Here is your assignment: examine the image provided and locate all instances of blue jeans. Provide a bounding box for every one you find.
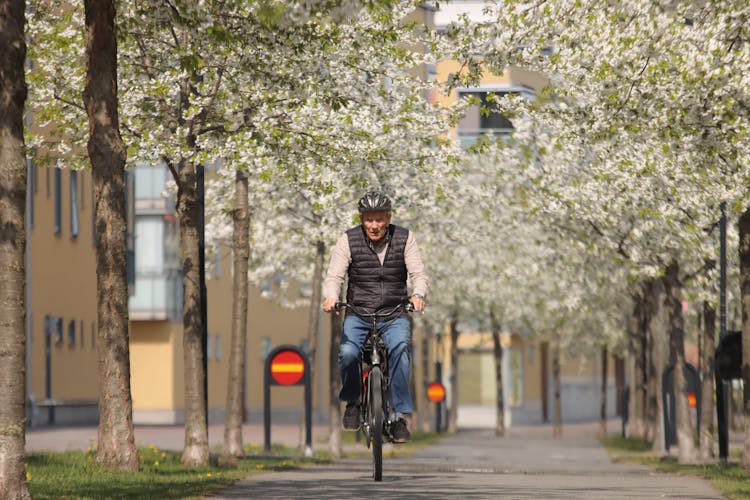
[338,315,413,415]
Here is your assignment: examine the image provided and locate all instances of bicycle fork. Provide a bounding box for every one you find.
[362,337,392,444]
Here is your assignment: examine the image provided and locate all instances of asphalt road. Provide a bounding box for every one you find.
[206,427,725,500]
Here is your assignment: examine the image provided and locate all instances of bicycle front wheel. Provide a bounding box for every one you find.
[368,366,384,481]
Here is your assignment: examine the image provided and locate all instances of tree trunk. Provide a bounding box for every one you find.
[614,356,624,418]
[306,240,325,373]
[490,305,504,436]
[420,330,430,432]
[627,291,646,439]
[410,318,424,432]
[0,0,31,494]
[552,332,562,438]
[174,159,209,466]
[699,298,716,460]
[222,169,249,459]
[300,239,324,448]
[663,261,696,463]
[738,207,750,472]
[645,278,667,454]
[541,342,549,422]
[328,310,343,458]
[599,346,608,438]
[644,284,657,444]
[447,311,459,434]
[83,0,139,471]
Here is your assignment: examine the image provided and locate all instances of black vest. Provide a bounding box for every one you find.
[345,224,409,314]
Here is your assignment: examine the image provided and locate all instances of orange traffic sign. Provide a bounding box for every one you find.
[270,349,306,386]
[427,381,446,403]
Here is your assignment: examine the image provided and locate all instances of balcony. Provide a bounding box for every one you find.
[458,128,513,149]
[129,268,183,321]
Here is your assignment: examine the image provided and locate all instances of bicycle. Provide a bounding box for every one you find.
[335,300,413,481]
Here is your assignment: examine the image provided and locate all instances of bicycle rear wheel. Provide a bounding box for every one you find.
[368,366,384,481]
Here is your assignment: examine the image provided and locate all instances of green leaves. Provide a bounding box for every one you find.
[179,54,204,72]
[206,24,233,44]
[429,0,750,344]
[255,0,286,28]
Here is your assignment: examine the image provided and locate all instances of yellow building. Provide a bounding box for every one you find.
[25,161,325,427]
[128,180,322,425]
[26,164,101,426]
[446,330,623,427]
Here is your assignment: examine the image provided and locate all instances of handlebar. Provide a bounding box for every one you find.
[335,301,414,319]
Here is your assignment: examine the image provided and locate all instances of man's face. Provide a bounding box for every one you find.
[361,210,391,242]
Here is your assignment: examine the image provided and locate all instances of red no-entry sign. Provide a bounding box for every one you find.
[264,345,312,454]
[427,381,446,403]
[269,349,306,386]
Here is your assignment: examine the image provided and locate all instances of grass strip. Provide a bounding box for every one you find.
[27,442,327,499]
[27,431,442,499]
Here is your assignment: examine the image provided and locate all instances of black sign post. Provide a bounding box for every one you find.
[427,380,446,433]
[715,330,741,461]
[661,362,701,451]
[263,345,312,456]
[434,361,444,432]
[621,385,629,438]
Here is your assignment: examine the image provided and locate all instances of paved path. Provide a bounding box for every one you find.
[206,423,725,500]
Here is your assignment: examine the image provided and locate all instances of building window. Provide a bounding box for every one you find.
[458,91,514,131]
[80,320,85,348]
[211,251,221,279]
[27,158,35,228]
[70,170,80,238]
[260,280,272,299]
[134,162,168,200]
[134,214,163,271]
[125,171,135,291]
[55,317,63,345]
[92,182,96,245]
[54,167,62,235]
[68,320,76,346]
[215,335,222,360]
[508,347,524,407]
[456,88,533,149]
[261,337,272,360]
[80,170,85,210]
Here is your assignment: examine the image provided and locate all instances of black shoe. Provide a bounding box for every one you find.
[342,402,361,431]
[391,418,410,443]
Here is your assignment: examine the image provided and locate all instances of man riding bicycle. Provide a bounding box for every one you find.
[322,191,428,443]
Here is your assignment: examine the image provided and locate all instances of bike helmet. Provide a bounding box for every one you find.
[357,191,392,213]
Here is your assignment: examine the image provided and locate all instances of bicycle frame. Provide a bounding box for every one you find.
[336,301,412,481]
[361,325,390,442]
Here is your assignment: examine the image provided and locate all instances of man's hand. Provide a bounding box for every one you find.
[409,295,426,313]
[323,297,338,313]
